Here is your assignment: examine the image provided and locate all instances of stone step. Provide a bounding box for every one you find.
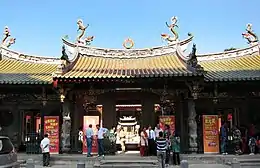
[94,164,158,168]
[19,154,157,162]
[94,159,159,168]
[100,160,158,164]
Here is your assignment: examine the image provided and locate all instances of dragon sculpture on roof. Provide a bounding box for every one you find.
[242,23,258,44]
[1,26,16,48]
[161,16,179,43]
[76,19,94,45]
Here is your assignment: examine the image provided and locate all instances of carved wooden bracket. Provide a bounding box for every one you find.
[59,87,71,102]
[144,88,176,97]
[74,88,115,111]
[42,87,47,106]
[185,81,203,99]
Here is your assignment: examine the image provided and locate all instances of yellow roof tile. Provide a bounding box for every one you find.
[0,59,58,84]
[199,54,260,81]
[58,54,198,79]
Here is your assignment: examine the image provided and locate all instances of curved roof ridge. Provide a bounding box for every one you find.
[0,46,62,65]
[62,35,193,51]
[62,35,193,60]
[197,43,259,62]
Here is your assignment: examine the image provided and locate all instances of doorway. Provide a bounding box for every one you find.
[21,110,41,153]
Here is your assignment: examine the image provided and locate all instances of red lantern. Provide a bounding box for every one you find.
[53,79,58,88]
[228,114,232,121]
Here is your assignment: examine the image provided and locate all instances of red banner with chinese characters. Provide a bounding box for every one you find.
[83,116,99,154]
[203,115,219,154]
[159,115,175,134]
[44,116,59,154]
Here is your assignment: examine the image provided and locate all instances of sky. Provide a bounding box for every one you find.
[0,0,259,57]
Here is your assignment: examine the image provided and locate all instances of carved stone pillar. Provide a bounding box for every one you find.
[58,88,72,153]
[188,99,198,153]
[61,100,71,153]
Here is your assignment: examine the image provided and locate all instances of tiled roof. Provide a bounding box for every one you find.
[199,54,260,82]
[0,59,58,84]
[55,54,201,79]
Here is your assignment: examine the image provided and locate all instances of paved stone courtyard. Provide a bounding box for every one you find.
[18,153,260,167]
[30,164,229,168]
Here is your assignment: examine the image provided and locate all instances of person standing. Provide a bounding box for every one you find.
[96,124,105,157]
[248,136,257,155]
[156,131,167,168]
[146,125,156,156]
[220,122,228,155]
[154,124,163,138]
[163,125,171,166]
[119,127,126,152]
[86,124,94,157]
[140,127,148,157]
[170,132,181,165]
[78,127,84,153]
[40,134,50,167]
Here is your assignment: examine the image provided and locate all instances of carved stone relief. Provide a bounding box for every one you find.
[188,100,198,152]
[60,100,71,152]
[0,93,59,102]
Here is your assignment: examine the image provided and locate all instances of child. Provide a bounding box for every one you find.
[248,136,257,155]
[156,131,167,168]
[170,132,181,165]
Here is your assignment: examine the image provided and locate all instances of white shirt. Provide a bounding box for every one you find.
[40,137,50,153]
[97,128,106,139]
[154,127,163,138]
[146,129,156,140]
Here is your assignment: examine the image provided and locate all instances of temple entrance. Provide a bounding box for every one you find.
[22,110,41,153]
[115,103,142,150]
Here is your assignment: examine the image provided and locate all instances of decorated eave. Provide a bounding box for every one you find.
[0,27,62,85]
[197,23,260,82]
[96,104,160,112]
[53,17,205,82]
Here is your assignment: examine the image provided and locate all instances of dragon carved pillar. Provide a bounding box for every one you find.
[59,87,72,153]
[185,81,203,153]
[188,100,198,152]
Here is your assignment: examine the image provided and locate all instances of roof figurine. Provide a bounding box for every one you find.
[187,44,203,72]
[76,19,94,46]
[1,26,16,48]
[161,16,179,43]
[242,23,258,44]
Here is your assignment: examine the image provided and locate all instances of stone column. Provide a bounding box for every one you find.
[102,93,116,128]
[61,100,71,153]
[188,99,198,153]
[71,100,79,135]
[176,99,185,153]
[142,94,155,127]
